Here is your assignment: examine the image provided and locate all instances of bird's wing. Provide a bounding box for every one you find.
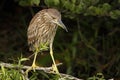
[27,12,42,51]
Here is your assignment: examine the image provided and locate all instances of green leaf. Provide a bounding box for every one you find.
[110,10,120,19]
[30,0,40,6]
[102,3,111,11]
[71,3,75,12]
[1,66,5,76]
[19,0,29,6]
[45,0,60,7]
[20,58,29,62]
[18,0,40,6]
[64,1,72,10]
[118,0,120,3]
[71,0,76,4]
[44,0,53,7]
[53,0,60,6]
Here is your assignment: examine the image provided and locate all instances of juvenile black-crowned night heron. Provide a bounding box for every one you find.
[26,8,67,75]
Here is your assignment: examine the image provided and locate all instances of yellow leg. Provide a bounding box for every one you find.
[50,44,60,76]
[26,48,39,75]
[32,50,38,71]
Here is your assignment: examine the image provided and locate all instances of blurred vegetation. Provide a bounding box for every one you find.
[0,0,120,80]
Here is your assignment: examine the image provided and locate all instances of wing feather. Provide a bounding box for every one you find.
[27,11,42,51]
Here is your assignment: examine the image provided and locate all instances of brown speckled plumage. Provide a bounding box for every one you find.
[27,9,62,51]
[26,8,67,75]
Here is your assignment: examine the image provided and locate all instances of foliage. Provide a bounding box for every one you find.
[0,0,120,79]
[0,66,24,80]
[15,0,40,6]
[0,58,29,80]
[87,73,105,80]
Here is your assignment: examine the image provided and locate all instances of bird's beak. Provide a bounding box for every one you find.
[52,19,68,32]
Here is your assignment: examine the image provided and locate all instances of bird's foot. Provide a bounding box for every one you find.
[25,63,38,76]
[31,63,39,72]
[51,64,60,76]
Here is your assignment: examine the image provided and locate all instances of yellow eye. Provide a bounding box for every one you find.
[52,17,56,19]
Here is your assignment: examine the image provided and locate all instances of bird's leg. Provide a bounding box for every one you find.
[26,48,39,75]
[50,44,60,76]
[31,48,39,71]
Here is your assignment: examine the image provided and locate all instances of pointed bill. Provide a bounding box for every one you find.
[52,19,68,32]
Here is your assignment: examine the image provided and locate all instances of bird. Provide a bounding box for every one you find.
[26,8,68,75]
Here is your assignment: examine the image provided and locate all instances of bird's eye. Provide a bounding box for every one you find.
[51,15,56,19]
[52,17,56,19]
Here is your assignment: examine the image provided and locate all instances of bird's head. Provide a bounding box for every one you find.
[46,8,68,32]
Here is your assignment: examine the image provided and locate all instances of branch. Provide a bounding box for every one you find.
[60,73,83,80]
[0,62,62,72]
[0,62,82,80]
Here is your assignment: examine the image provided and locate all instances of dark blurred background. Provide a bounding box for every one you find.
[0,0,120,79]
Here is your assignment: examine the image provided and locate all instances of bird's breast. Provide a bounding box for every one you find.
[35,22,58,49]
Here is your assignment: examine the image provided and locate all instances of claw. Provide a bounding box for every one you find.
[52,64,59,74]
[25,63,38,76]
